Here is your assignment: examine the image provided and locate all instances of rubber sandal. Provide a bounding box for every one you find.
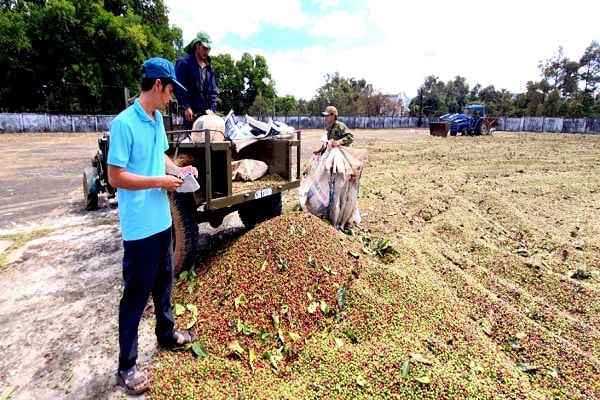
[116,365,150,395]
[160,330,197,350]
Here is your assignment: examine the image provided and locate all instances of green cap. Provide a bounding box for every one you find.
[184,32,212,53]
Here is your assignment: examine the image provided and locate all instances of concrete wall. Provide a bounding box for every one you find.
[1,113,599,134]
[0,113,115,133]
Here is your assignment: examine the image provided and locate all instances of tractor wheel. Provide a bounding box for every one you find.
[238,193,283,229]
[477,121,491,135]
[83,167,99,211]
[169,192,199,274]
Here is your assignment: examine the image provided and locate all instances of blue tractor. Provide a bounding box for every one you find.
[429,104,495,137]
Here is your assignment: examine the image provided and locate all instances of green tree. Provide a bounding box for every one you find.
[296,99,309,115]
[0,4,32,111]
[443,76,470,113]
[274,95,296,116]
[0,0,183,113]
[247,93,270,117]
[579,40,600,96]
[235,53,275,113]
[411,75,444,117]
[496,89,518,117]
[312,72,367,116]
[212,53,245,114]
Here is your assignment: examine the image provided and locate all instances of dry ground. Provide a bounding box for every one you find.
[0,129,599,399]
[0,128,412,399]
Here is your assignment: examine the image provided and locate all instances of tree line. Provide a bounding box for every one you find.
[1,1,599,118]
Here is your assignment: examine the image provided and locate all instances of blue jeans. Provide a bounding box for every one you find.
[118,227,175,371]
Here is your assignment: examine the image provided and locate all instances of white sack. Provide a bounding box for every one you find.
[300,146,368,229]
[231,159,268,181]
[190,114,226,142]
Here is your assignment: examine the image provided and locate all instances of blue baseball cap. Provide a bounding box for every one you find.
[142,57,187,91]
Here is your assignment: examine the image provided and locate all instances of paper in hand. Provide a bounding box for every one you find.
[176,171,200,193]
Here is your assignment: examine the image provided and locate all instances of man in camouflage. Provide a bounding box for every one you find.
[314,105,354,154]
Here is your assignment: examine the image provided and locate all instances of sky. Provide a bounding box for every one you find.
[163,0,598,101]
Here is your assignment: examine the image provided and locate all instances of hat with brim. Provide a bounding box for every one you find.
[321,105,338,116]
[184,31,212,53]
[142,57,187,91]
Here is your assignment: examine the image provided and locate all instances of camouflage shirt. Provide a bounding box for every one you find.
[327,120,354,146]
[326,120,354,146]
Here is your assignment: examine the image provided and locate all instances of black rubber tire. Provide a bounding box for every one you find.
[83,170,98,211]
[169,192,199,274]
[477,120,491,135]
[238,193,283,229]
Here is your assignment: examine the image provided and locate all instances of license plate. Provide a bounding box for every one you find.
[255,188,272,199]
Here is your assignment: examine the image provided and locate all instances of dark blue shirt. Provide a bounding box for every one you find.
[174,53,218,119]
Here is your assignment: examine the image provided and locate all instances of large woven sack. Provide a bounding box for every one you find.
[191,115,226,142]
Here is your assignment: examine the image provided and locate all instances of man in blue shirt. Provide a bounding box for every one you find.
[174,31,218,129]
[108,57,198,395]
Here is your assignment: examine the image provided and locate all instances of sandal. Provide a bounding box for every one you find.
[159,330,197,350]
[116,365,150,395]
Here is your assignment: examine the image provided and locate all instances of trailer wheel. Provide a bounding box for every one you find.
[83,167,99,211]
[169,192,199,274]
[238,193,282,229]
[477,121,491,135]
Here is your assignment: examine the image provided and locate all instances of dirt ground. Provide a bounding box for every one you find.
[0,128,419,399]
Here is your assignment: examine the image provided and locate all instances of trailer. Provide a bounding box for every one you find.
[83,107,301,273]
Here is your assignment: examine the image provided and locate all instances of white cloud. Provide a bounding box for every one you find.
[166,0,310,42]
[309,10,368,41]
[165,0,599,100]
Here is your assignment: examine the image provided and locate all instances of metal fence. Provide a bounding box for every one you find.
[1,113,599,134]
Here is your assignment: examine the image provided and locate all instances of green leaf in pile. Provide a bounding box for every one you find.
[228,340,245,357]
[259,260,268,272]
[506,338,522,350]
[249,348,257,372]
[517,362,539,373]
[191,341,208,357]
[277,257,289,271]
[321,264,336,275]
[185,303,198,329]
[173,303,185,316]
[401,360,410,377]
[264,350,283,371]
[337,285,347,309]
[344,327,358,343]
[234,293,245,309]
[356,374,367,387]
[272,313,280,329]
[187,280,196,294]
[236,319,254,335]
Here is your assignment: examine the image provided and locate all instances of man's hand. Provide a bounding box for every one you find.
[179,165,198,178]
[185,107,194,122]
[162,175,183,192]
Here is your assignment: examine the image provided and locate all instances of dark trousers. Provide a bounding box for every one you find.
[118,227,175,371]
